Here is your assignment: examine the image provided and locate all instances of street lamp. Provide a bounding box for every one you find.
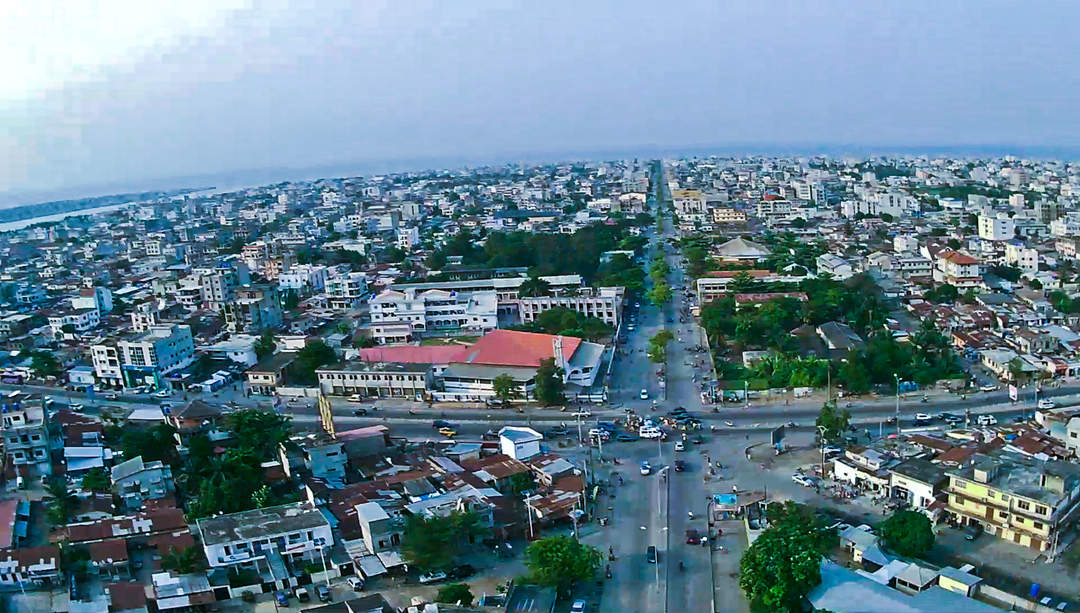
[893,373,901,439]
[817,425,828,482]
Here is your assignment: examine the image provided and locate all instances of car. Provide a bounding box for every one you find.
[548,426,569,437]
[792,473,818,488]
[668,407,688,416]
[347,394,364,402]
[419,570,448,584]
[822,446,842,457]
[316,585,332,602]
[937,412,957,421]
[275,591,289,606]
[639,461,652,476]
[596,421,616,432]
[154,390,170,398]
[295,586,310,602]
[70,403,84,412]
[587,428,610,441]
[685,528,701,544]
[639,389,649,400]
[347,577,365,591]
[571,410,593,418]
[944,415,964,425]
[432,419,455,429]
[615,433,639,442]
[438,427,457,437]
[448,564,475,579]
[482,429,500,441]
[975,415,998,426]
[1038,399,1057,409]
[674,459,686,472]
[352,407,369,416]
[980,385,998,392]
[914,413,932,425]
[571,599,587,613]
[104,392,119,400]
[963,524,983,541]
[674,441,685,452]
[645,545,657,564]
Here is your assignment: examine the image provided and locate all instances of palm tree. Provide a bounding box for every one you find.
[161,546,206,574]
[518,276,551,298]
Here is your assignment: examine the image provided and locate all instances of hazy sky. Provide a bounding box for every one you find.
[4,1,1080,198]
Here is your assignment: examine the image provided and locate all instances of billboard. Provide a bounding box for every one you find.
[1009,385,1018,401]
[770,425,786,446]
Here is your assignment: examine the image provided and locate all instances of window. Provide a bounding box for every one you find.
[1017,500,1031,511]
[1034,521,1044,530]
[1035,505,1048,515]
[954,479,968,489]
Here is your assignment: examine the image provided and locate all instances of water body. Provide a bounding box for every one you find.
[0,202,134,232]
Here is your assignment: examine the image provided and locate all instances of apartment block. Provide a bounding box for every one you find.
[515,286,624,326]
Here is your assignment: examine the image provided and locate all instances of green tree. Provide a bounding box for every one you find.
[880,510,934,557]
[383,245,407,263]
[525,535,603,596]
[924,283,959,304]
[648,281,672,306]
[534,358,565,406]
[254,330,277,362]
[518,276,551,298]
[45,477,78,526]
[647,330,674,363]
[289,339,338,385]
[29,350,62,378]
[492,373,519,404]
[80,467,110,493]
[120,423,179,465]
[436,583,474,607]
[402,511,485,572]
[224,409,292,459]
[739,503,830,612]
[161,546,206,574]
[815,401,851,444]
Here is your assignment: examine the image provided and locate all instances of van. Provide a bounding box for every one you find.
[295,587,310,602]
[638,427,662,439]
[976,415,998,426]
[646,545,657,564]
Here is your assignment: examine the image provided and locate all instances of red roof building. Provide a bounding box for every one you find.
[452,329,582,368]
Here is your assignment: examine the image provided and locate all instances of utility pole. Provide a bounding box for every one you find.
[817,425,827,481]
[893,373,901,439]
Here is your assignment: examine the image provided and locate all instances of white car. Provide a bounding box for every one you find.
[976,414,998,426]
[418,571,447,584]
[347,394,364,403]
[639,389,649,400]
[792,474,817,488]
[70,404,84,412]
[154,390,170,399]
[571,600,587,613]
[1038,399,1056,409]
[104,392,119,400]
[639,461,652,476]
[980,385,997,392]
[674,441,685,452]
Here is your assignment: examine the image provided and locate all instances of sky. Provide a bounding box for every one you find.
[4,0,1080,202]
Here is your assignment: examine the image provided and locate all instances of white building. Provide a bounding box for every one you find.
[499,427,542,460]
[1005,242,1039,273]
[978,213,1015,241]
[49,308,100,336]
[278,264,327,294]
[817,254,854,280]
[1051,212,1080,238]
[369,288,497,342]
[326,272,369,310]
[116,324,195,388]
[396,226,420,251]
[196,502,334,568]
[516,287,623,327]
[672,189,706,220]
[71,287,113,314]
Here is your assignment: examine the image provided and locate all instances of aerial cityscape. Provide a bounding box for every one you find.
[5,2,1080,613]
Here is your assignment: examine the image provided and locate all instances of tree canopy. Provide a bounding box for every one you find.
[492,373,519,404]
[525,535,603,595]
[436,583,474,607]
[647,330,674,363]
[815,401,850,444]
[402,511,485,572]
[739,502,831,612]
[880,510,934,557]
[509,307,613,341]
[288,339,338,386]
[534,358,566,406]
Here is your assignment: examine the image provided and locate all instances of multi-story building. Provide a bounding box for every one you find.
[946,453,1080,554]
[934,250,982,288]
[198,262,250,311]
[817,254,854,280]
[111,456,175,512]
[515,286,623,327]
[389,274,584,304]
[48,307,100,336]
[756,199,792,221]
[368,288,498,342]
[672,189,706,221]
[1050,212,1080,238]
[711,207,747,224]
[326,272,368,310]
[1,394,53,477]
[1005,242,1039,273]
[71,286,113,314]
[91,345,123,387]
[978,213,1015,241]
[222,285,282,333]
[278,264,327,295]
[196,502,334,568]
[316,362,431,400]
[116,324,195,389]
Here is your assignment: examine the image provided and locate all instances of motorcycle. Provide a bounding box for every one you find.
[606,565,613,579]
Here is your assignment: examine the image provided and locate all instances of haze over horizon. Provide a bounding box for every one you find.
[6,0,1080,202]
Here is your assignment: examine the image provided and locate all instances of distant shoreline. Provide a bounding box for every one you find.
[0,187,208,227]
[4,142,1078,214]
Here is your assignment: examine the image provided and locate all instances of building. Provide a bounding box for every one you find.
[196,502,334,568]
[935,250,982,288]
[978,213,1015,241]
[439,329,605,400]
[281,432,347,488]
[711,207,748,224]
[326,272,369,310]
[1004,242,1038,273]
[117,324,195,389]
[245,353,296,396]
[317,362,431,400]
[946,452,1080,553]
[91,344,123,387]
[671,189,706,219]
[198,262,249,310]
[278,264,327,295]
[1,394,53,477]
[71,286,114,314]
[817,254,854,280]
[48,307,100,336]
[388,274,584,304]
[889,458,947,514]
[111,456,175,512]
[499,427,542,460]
[368,288,497,342]
[0,546,61,589]
[515,286,623,327]
[149,571,216,611]
[712,237,771,263]
[223,284,282,333]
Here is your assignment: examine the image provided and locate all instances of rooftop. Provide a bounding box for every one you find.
[196,502,330,546]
